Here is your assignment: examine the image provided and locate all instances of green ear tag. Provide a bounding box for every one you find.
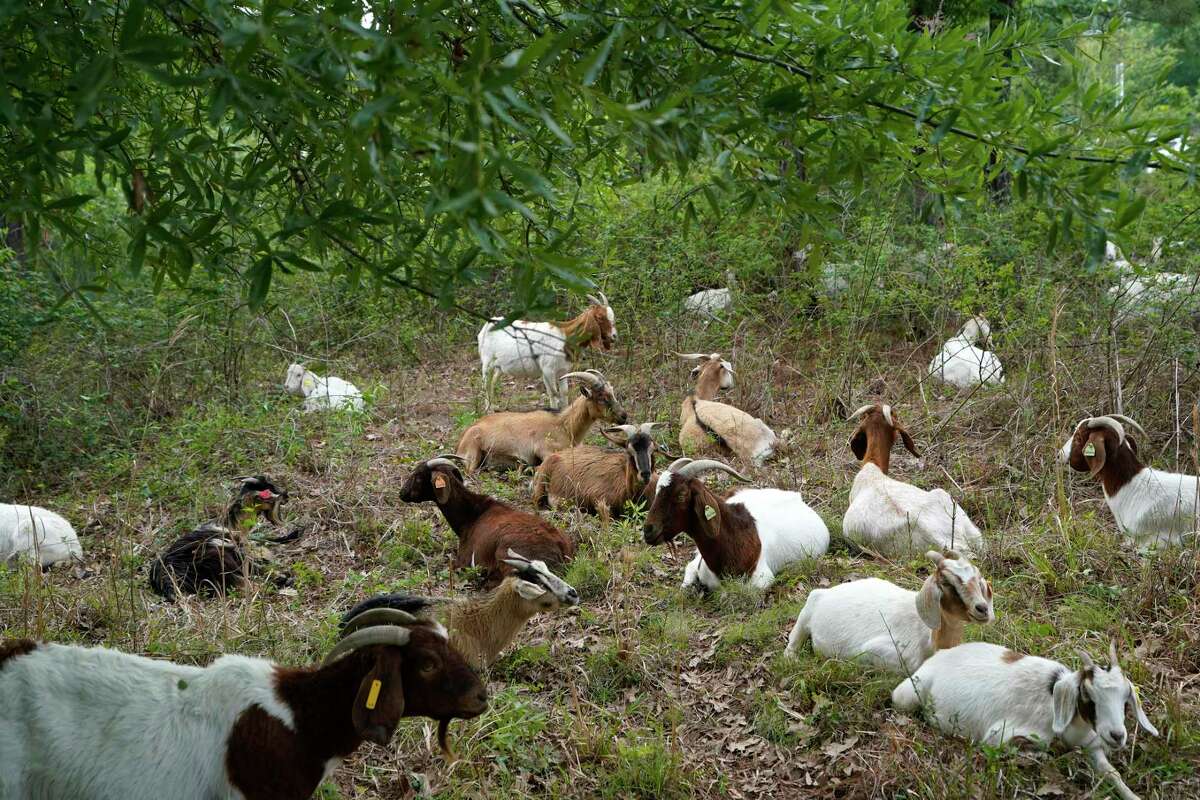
[1083,442,1096,457]
[704,505,716,520]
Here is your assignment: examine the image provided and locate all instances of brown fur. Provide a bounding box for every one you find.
[442,577,558,669]
[1001,649,1026,663]
[400,462,574,587]
[531,439,656,524]
[555,304,615,359]
[226,628,486,800]
[643,478,761,579]
[849,405,920,472]
[1065,424,1144,496]
[1077,668,1097,727]
[692,359,727,401]
[457,385,626,473]
[0,639,37,670]
[929,558,992,651]
[679,359,737,458]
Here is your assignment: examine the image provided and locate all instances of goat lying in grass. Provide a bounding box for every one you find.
[892,639,1159,800]
[0,608,486,800]
[927,316,1004,389]
[676,353,776,466]
[0,503,82,568]
[400,456,574,587]
[149,476,299,601]
[283,363,364,412]
[785,549,993,673]
[457,370,627,472]
[342,551,579,670]
[642,458,828,591]
[530,422,664,524]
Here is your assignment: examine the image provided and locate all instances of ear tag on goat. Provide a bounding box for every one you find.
[433,475,447,489]
[365,679,383,710]
[704,505,716,520]
[1083,442,1096,457]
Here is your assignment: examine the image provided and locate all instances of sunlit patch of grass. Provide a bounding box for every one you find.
[564,553,613,599]
[584,641,643,704]
[597,735,695,800]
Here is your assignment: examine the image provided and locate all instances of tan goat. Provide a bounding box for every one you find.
[456,370,627,472]
[676,353,776,466]
[530,422,664,524]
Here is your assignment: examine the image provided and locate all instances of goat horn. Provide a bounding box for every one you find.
[676,459,751,482]
[607,425,638,438]
[848,404,877,421]
[561,371,604,386]
[925,550,945,566]
[586,293,601,305]
[1086,416,1127,445]
[881,404,894,427]
[599,291,609,306]
[1109,639,1120,668]
[340,608,420,638]
[1077,649,1096,670]
[505,548,530,563]
[324,626,411,665]
[666,457,695,473]
[639,422,665,435]
[674,352,710,361]
[1107,414,1147,440]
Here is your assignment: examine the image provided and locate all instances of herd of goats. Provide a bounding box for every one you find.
[0,292,1193,800]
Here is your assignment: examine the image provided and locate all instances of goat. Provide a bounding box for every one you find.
[892,639,1158,800]
[284,363,364,412]
[1058,414,1197,549]
[842,403,983,557]
[675,353,775,466]
[642,458,829,591]
[0,608,487,800]
[342,551,579,670]
[456,370,626,472]
[149,476,298,601]
[477,292,616,410]
[785,550,993,673]
[0,503,82,567]
[683,270,736,320]
[530,422,664,524]
[400,456,574,588]
[927,316,1004,389]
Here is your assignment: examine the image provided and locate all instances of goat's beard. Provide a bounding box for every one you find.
[438,718,455,761]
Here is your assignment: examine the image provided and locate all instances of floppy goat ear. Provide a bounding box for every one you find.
[1126,681,1159,737]
[1051,671,1082,736]
[431,469,455,504]
[692,486,721,538]
[915,573,944,630]
[352,650,407,746]
[1084,431,1108,477]
[515,579,548,601]
[897,425,921,458]
[849,425,867,461]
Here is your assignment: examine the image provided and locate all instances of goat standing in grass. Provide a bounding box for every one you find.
[531,422,664,524]
[642,458,828,591]
[400,456,574,588]
[342,551,579,670]
[477,292,616,410]
[892,639,1158,800]
[456,370,627,472]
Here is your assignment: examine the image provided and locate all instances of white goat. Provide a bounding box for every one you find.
[1058,414,1198,549]
[892,640,1159,800]
[785,550,993,673]
[283,363,364,412]
[842,404,983,557]
[642,458,829,591]
[0,504,82,567]
[477,293,616,410]
[927,316,1004,389]
[683,270,736,319]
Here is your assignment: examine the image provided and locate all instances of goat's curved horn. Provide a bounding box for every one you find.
[325,625,411,665]
[675,352,711,361]
[638,422,665,435]
[849,404,877,421]
[504,548,531,564]
[881,404,894,427]
[1077,649,1096,670]
[666,457,695,473]
[599,291,609,307]
[607,425,638,439]
[1107,414,1146,440]
[426,457,463,471]
[340,608,420,638]
[586,293,601,305]
[676,459,751,482]
[1086,416,1127,445]
[562,371,604,386]
[1108,639,1120,669]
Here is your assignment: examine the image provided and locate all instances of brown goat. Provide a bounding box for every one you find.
[675,354,776,466]
[531,423,663,524]
[677,353,735,455]
[400,456,575,587]
[457,370,627,472]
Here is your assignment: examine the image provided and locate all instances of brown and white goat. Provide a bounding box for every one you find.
[478,292,617,409]
[0,608,487,800]
[530,422,664,524]
[675,353,775,466]
[456,370,627,472]
[400,456,575,587]
[342,551,580,670]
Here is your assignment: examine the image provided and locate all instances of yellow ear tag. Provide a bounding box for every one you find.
[1083,442,1096,457]
[301,374,317,392]
[704,505,716,520]
[433,474,447,489]
[365,679,382,710]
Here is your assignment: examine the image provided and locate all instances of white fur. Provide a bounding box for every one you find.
[0,504,82,567]
[843,463,982,556]
[784,555,992,672]
[692,399,777,466]
[284,363,364,412]
[892,642,1158,800]
[928,316,1004,389]
[683,271,736,319]
[0,643,291,799]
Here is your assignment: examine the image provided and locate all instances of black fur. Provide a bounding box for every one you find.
[340,593,438,630]
[148,526,246,601]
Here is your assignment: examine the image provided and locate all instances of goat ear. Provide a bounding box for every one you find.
[432,471,454,504]
[352,650,406,746]
[1127,681,1159,736]
[1125,436,1139,456]
[1051,671,1081,735]
[915,573,943,630]
[898,426,921,458]
[692,487,720,538]
[1084,431,1107,477]
[515,580,548,601]
[600,429,624,446]
[849,426,867,461]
